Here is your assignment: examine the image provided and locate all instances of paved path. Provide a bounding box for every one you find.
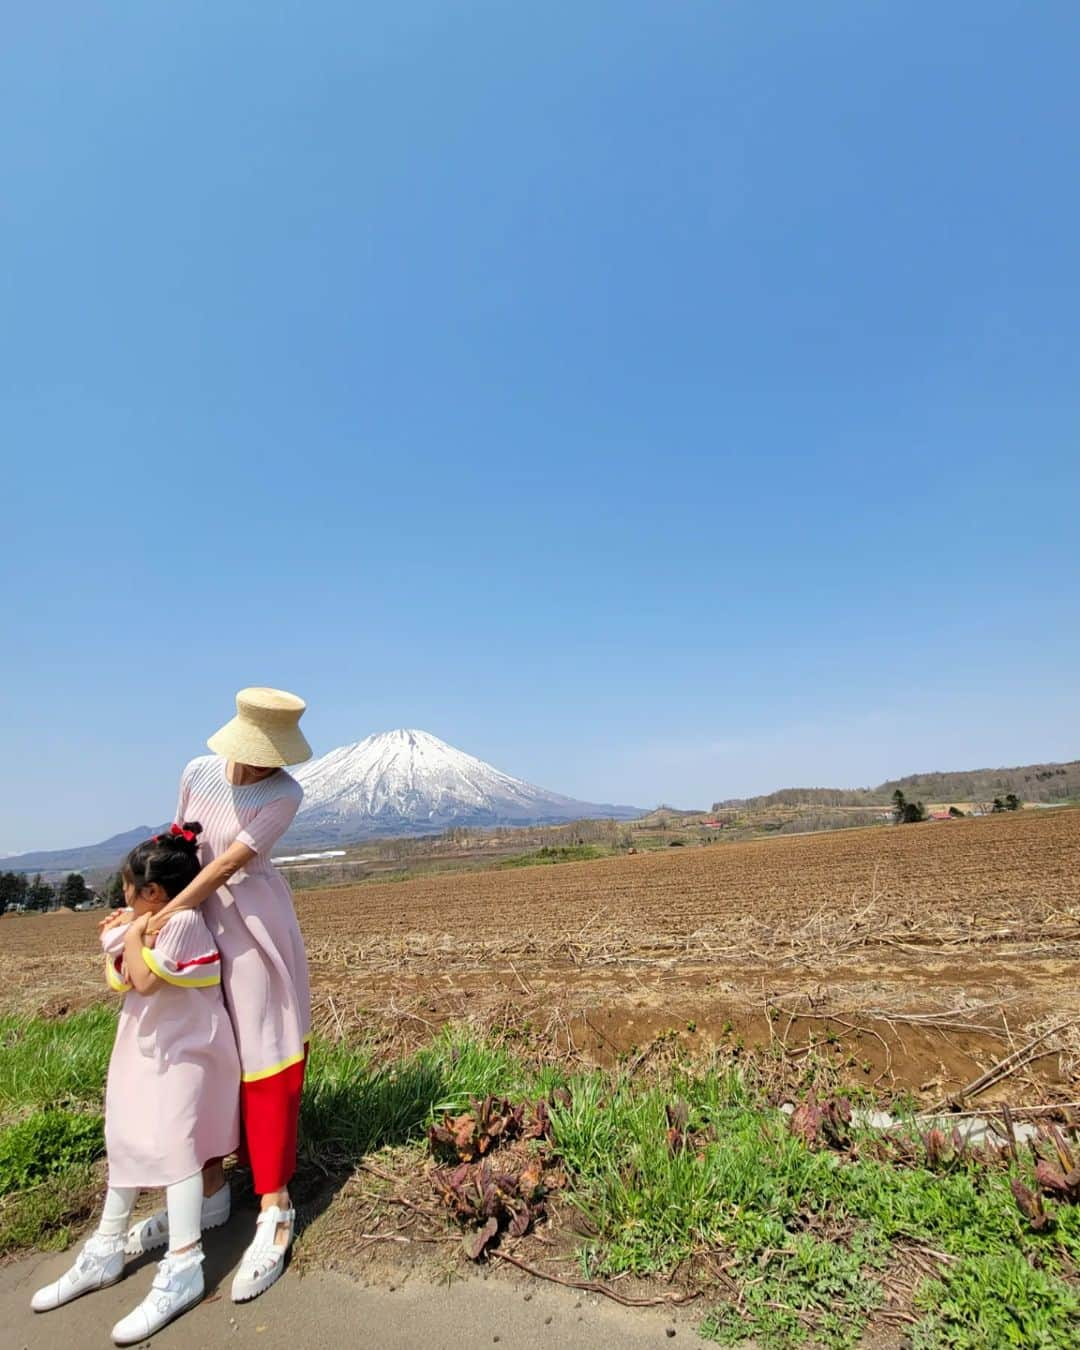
[4,1237,691,1349]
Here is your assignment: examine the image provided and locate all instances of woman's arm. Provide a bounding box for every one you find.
[143,839,256,944]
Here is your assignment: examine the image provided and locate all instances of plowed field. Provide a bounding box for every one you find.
[5,808,1079,1100]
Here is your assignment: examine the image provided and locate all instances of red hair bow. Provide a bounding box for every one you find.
[169,824,197,843]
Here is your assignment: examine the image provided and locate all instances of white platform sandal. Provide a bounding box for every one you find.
[124,1183,231,1256]
[230,1205,294,1303]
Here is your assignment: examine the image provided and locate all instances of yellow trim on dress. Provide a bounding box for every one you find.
[141,946,221,988]
[105,956,131,994]
[241,1034,312,1084]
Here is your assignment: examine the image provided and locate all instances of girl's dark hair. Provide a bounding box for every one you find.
[123,822,203,899]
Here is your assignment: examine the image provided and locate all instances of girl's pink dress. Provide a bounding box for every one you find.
[102,913,241,1188]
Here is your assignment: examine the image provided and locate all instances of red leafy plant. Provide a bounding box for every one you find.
[1011,1178,1051,1232]
[427,1092,560,1164]
[788,1091,853,1150]
[1031,1124,1080,1203]
[431,1157,550,1259]
[1013,1123,1080,1230]
[428,1096,527,1163]
[665,1099,717,1157]
[427,1092,569,1259]
[872,1125,996,1172]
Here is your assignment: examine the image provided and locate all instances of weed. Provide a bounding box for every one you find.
[912,1250,1080,1348]
[0,1165,101,1255]
[0,1008,114,1116]
[0,1109,104,1194]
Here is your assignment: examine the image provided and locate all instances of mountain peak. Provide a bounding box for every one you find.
[288,729,640,842]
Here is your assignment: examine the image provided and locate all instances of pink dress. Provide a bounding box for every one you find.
[102,913,241,1188]
[175,756,311,1087]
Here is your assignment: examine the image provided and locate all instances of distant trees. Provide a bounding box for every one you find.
[948,806,966,819]
[102,873,126,908]
[0,870,95,912]
[0,871,30,915]
[58,873,91,908]
[25,874,56,911]
[993,794,1021,813]
[892,789,926,825]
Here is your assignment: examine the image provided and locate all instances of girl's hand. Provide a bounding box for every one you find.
[99,908,131,934]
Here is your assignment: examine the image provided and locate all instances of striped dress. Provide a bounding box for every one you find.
[174,755,310,1192]
[102,912,240,1188]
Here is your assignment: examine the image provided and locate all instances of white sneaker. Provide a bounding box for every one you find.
[31,1233,125,1312]
[230,1205,294,1303]
[111,1249,204,1344]
[124,1183,231,1255]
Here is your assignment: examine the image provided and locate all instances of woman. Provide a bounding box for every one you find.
[120,686,313,1304]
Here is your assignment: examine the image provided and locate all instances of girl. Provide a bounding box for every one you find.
[32,824,240,1344]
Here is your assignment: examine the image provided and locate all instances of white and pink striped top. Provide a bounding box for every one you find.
[176,755,303,872]
[175,755,310,1082]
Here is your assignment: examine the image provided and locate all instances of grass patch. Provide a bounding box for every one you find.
[0,1007,115,1117]
[497,844,609,869]
[300,1027,565,1169]
[0,1109,104,1194]
[546,1066,1080,1346]
[0,1165,102,1255]
[4,1011,1079,1347]
[911,1250,1080,1348]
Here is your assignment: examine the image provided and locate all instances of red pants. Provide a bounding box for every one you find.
[238,1046,308,1194]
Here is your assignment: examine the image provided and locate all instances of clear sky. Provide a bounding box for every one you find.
[3,3,1078,853]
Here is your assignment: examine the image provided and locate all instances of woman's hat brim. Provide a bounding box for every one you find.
[207,717,312,768]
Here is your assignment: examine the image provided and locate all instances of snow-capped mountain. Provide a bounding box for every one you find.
[3,731,642,869]
[287,729,641,843]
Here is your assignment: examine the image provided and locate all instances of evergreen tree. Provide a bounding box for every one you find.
[892,789,926,824]
[0,871,30,914]
[26,874,56,911]
[1005,793,1021,811]
[102,872,126,909]
[58,873,90,908]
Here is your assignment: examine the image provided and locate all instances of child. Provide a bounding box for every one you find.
[31,823,241,1344]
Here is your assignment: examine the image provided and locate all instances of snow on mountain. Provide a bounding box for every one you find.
[289,729,640,841]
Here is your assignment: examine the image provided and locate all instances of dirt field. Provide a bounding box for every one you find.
[4,808,1079,1101]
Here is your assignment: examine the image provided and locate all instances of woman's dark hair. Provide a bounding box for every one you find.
[123,822,203,900]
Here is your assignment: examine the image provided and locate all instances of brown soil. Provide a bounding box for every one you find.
[4,808,1080,1101]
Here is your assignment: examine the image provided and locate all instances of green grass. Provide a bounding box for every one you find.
[911,1251,1080,1348]
[0,1008,116,1117]
[0,1010,114,1255]
[300,1026,566,1168]
[0,1109,104,1194]
[3,1011,1078,1347]
[545,1065,1080,1346]
[0,1165,102,1254]
[497,844,610,869]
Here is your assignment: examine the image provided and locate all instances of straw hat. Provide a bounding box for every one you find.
[207,687,313,767]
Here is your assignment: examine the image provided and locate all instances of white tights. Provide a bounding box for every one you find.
[97,1171,204,1252]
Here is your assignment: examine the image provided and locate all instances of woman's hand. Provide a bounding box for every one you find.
[99,908,131,934]
[128,911,152,940]
[142,910,169,948]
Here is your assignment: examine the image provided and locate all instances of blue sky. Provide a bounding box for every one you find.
[3,3,1078,853]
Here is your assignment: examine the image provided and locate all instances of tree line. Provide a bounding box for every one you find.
[0,870,126,914]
